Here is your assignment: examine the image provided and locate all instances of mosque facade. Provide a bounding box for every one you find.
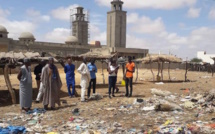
[0,0,148,59]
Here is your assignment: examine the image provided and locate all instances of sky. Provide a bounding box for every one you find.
[0,0,215,59]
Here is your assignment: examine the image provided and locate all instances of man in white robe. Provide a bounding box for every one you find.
[17,58,32,112]
[77,57,91,102]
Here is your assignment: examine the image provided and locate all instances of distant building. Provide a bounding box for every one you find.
[0,0,149,59]
[197,51,215,64]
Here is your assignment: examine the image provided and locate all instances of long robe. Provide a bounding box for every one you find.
[77,63,91,101]
[64,64,75,96]
[41,64,62,107]
[19,65,32,108]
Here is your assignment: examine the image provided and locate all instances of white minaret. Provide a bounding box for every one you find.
[107,0,127,48]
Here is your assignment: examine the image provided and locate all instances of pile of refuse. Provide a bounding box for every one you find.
[1,88,215,133]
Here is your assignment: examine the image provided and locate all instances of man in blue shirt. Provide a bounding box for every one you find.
[64,58,76,97]
[87,59,97,98]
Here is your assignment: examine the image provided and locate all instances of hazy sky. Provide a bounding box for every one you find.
[1,0,215,59]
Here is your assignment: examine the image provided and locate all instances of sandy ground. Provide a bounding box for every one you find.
[0,68,215,133]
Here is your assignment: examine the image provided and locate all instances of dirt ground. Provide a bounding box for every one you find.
[0,68,215,133]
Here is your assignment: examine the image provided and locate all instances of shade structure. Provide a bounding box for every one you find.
[142,54,182,64]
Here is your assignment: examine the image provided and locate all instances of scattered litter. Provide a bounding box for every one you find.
[155,82,164,85]
[151,88,171,97]
[72,108,80,116]
[89,94,103,100]
[105,108,116,111]
[142,106,155,111]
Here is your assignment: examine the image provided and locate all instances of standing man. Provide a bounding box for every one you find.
[125,56,135,97]
[77,57,91,102]
[108,60,119,98]
[87,59,97,98]
[64,58,76,98]
[34,60,46,90]
[41,57,62,110]
[17,58,32,112]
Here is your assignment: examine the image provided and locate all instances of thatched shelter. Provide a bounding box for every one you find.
[0,51,55,104]
[141,54,182,81]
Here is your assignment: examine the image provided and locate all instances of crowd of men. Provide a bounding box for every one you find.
[17,57,135,112]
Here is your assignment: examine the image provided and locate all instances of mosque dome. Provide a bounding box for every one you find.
[65,36,78,44]
[19,32,35,40]
[0,25,8,33]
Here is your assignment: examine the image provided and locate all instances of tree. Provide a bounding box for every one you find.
[190,58,202,63]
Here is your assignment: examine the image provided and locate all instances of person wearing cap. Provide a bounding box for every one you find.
[77,57,91,102]
[87,59,97,98]
[17,58,32,112]
[41,57,62,110]
[125,56,135,97]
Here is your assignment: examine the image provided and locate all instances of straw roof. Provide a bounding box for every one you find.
[0,51,56,66]
[53,48,118,61]
[142,54,182,64]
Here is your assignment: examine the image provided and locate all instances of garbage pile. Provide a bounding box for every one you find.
[0,88,215,134]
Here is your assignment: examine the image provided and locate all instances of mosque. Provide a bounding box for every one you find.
[0,0,148,59]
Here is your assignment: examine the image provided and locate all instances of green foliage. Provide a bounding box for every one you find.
[190,58,202,63]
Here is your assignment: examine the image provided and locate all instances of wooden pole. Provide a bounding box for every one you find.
[168,62,171,80]
[157,61,161,81]
[161,62,164,81]
[157,61,160,76]
[4,64,16,104]
[150,62,155,81]
[135,62,139,82]
[185,59,188,82]
[101,61,105,84]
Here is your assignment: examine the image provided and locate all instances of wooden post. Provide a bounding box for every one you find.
[4,64,16,104]
[161,62,164,81]
[185,62,187,81]
[157,61,160,76]
[168,62,171,80]
[101,61,105,84]
[150,62,155,81]
[135,62,139,82]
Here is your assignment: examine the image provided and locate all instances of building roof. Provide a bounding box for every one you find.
[65,36,78,43]
[19,32,35,40]
[0,25,8,33]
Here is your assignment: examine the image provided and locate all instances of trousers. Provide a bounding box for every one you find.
[125,77,133,96]
[109,76,117,95]
[36,82,44,101]
[88,78,96,97]
[67,79,75,96]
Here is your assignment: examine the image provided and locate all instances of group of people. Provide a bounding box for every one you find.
[17,56,135,112]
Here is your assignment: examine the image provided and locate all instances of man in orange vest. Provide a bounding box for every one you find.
[125,56,135,97]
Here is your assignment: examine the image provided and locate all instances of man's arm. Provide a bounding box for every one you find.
[133,63,135,73]
[64,65,67,73]
[17,69,22,81]
[78,64,87,75]
[88,64,93,72]
[95,65,97,73]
